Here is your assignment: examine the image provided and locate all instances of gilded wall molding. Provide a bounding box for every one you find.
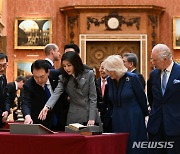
[68,16,78,43]
[87,12,140,31]
[148,15,158,47]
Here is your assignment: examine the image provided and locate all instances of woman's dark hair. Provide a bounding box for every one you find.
[60,51,84,87]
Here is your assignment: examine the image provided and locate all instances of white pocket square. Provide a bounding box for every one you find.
[173,79,180,84]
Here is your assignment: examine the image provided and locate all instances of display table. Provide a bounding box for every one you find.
[0,132,128,154]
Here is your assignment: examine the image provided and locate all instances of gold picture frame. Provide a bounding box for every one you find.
[14,60,34,79]
[173,17,180,49]
[14,17,52,49]
[174,59,180,64]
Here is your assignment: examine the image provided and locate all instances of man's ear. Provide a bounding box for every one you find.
[50,49,54,55]
[47,69,50,75]
[129,62,133,67]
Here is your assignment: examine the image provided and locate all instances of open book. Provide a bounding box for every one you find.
[68,123,87,131]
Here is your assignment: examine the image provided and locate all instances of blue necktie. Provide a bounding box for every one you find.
[161,69,167,95]
[44,84,58,126]
[44,84,51,98]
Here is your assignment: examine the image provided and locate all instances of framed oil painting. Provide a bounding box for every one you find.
[14,60,34,79]
[173,17,180,49]
[14,17,52,49]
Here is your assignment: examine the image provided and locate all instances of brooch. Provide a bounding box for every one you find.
[126,77,130,81]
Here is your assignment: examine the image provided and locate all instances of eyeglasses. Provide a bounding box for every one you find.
[0,63,8,69]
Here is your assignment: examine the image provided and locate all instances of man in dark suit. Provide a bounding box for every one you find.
[44,43,61,69]
[147,44,180,154]
[97,62,112,132]
[6,75,26,120]
[22,60,65,130]
[64,43,80,54]
[0,52,10,128]
[44,43,69,130]
[64,43,91,69]
[122,52,145,89]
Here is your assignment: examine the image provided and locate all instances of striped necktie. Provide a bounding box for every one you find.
[161,69,167,95]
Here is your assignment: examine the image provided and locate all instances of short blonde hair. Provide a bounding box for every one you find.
[102,55,127,77]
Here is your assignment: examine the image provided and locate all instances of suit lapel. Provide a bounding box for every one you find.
[13,82,16,92]
[97,78,102,91]
[48,71,59,91]
[132,69,137,74]
[164,63,179,96]
[117,75,126,104]
[77,75,86,88]
[49,78,57,90]
[75,74,86,95]
[0,75,7,95]
[157,70,162,91]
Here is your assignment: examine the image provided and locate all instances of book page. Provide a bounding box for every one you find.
[68,123,87,130]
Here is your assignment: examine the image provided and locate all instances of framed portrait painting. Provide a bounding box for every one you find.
[14,17,52,49]
[173,17,180,49]
[14,60,34,79]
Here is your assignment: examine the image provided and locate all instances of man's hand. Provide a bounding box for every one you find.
[24,115,33,124]
[38,106,49,120]
[2,111,8,123]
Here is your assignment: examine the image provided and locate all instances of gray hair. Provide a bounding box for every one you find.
[152,44,172,60]
[44,43,58,55]
[15,75,27,83]
[102,55,127,77]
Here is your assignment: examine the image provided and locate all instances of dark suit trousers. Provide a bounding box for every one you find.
[0,114,4,128]
[148,120,180,154]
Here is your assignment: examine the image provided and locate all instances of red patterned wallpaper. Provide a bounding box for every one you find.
[5,0,180,81]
